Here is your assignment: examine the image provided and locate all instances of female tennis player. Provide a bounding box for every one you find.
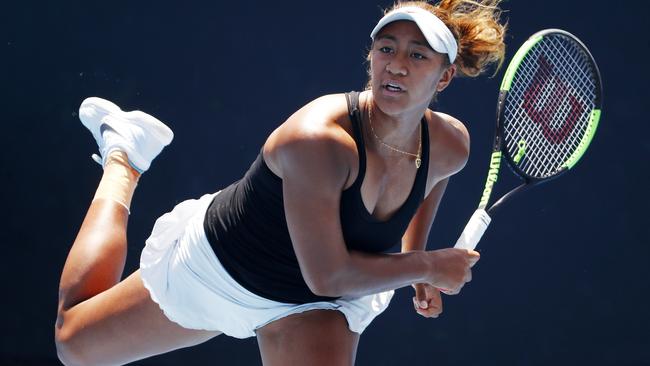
[55,1,506,365]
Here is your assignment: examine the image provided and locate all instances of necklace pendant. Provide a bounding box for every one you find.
[415,157,421,169]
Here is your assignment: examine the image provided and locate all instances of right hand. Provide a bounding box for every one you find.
[425,248,480,295]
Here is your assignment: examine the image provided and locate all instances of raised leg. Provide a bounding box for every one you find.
[56,98,221,365]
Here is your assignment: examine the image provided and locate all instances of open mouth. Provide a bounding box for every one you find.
[383,82,405,92]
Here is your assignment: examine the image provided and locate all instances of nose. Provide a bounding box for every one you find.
[386,54,408,76]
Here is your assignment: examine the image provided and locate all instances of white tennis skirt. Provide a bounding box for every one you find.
[140,192,394,339]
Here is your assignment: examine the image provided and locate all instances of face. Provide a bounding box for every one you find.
[370,20,456,116]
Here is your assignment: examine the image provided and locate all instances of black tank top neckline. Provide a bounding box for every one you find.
[342,91,430,224]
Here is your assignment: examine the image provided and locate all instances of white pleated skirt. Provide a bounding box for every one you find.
[140,192,394,339]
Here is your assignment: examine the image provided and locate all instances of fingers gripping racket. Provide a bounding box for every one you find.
[454,29,603,251]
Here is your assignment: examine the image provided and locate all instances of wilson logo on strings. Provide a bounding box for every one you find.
[522,55,584,144]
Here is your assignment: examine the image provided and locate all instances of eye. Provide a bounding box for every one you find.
[411,52,427,60]
[378,46,393,54]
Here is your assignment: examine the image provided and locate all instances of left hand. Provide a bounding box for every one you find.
[411,283,443,318]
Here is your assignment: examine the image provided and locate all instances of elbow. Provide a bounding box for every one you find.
[308,280,341,298]
[305,273,344,298]
[301,254,353,298]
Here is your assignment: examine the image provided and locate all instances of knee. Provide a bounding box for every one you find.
[55,316,90,366]
[55,329,79,366]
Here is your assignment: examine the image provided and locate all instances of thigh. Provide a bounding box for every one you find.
[56,270,221,365]
[256,309,360,366]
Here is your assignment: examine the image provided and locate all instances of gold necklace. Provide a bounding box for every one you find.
[367,100,422,169]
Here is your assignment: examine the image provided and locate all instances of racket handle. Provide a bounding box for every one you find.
[454,209,492,250]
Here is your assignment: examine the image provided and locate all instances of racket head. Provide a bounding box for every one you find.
[495,29,603,182]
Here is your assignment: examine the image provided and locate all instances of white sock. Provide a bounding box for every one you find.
[92,151,140,213]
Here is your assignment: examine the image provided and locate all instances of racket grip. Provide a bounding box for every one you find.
[454,209,492,250]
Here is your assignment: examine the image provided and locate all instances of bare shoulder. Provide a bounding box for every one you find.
[263,94,357,185]
[426,110,470,177]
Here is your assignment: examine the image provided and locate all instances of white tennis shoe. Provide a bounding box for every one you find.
[78,97,174,173]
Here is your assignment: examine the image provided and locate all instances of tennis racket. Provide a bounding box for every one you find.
[454,29,603,251]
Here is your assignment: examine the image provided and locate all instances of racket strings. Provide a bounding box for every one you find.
[507,38,595,176]
[510,41,591,175]
[502,34,598,178]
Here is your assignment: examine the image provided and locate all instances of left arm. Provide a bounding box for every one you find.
[401,178,450,318]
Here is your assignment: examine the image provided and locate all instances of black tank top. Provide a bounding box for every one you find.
[203,92,430,304]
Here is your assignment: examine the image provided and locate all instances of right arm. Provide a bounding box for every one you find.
[277,127,472,298]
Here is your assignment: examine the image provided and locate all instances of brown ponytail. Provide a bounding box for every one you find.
[390,0,507,77]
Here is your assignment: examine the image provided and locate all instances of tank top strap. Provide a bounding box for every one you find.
[414,116,430,201]
[344,91,359,116]
[344,91,367,182]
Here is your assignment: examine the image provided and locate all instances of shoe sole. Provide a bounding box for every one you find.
[79,97,174,147]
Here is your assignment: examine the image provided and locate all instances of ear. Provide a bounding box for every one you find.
[436,64,457,92]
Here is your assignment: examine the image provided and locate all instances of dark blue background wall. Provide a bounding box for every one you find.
[2,1,648,365]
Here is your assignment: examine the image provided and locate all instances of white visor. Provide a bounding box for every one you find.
[370,6,458,64]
